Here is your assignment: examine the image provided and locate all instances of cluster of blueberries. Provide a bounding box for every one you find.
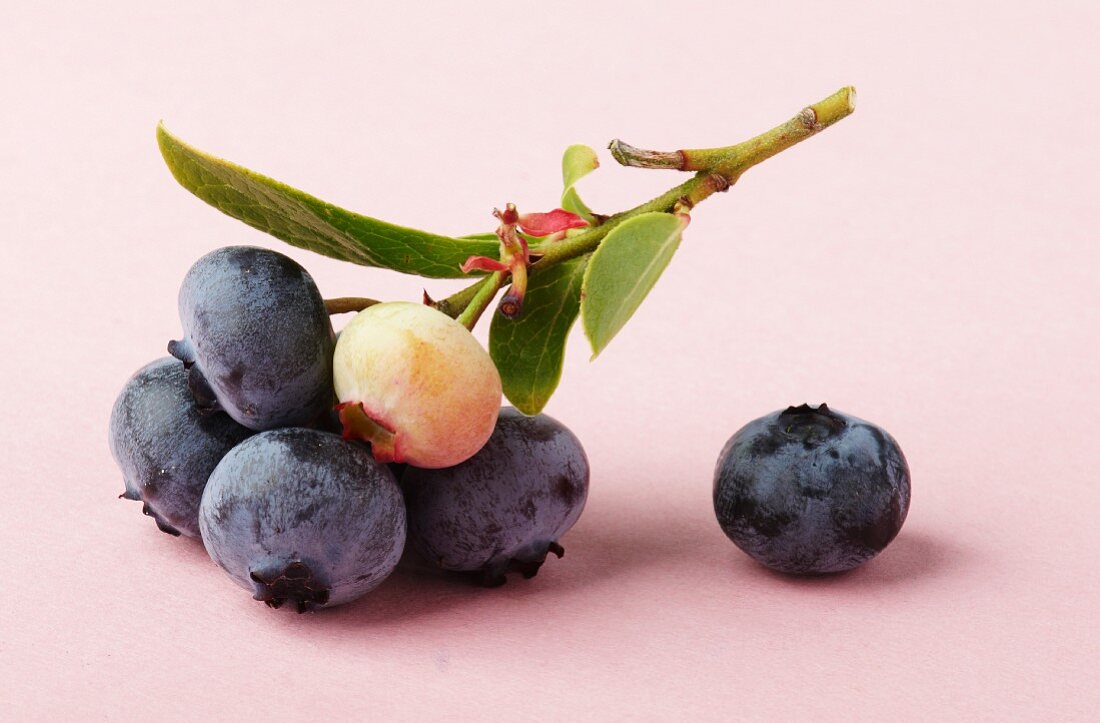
[111,246,913,614]
[109,246,589,612]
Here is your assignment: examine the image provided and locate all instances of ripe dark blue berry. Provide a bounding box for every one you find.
[168,246,335,431]
[109,357,252,537]
[403,407,589,586]
[713,404,910,575]
[199,428,406,612]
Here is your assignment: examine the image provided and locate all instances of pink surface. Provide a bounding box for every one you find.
[3,3,1098,720]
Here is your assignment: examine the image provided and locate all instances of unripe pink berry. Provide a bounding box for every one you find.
[333,302,502,469]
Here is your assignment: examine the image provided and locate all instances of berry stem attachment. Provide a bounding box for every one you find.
[336,402,399,461]
[455,270,507,331]
[324,297,381,315]
[432,278,488,318]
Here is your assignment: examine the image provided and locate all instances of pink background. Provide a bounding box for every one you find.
[3,2,1097,720]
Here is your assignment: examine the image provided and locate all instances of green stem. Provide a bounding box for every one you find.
[609,86,856,174]
[454,270,506,330]
[433,277,489,317]
[324,297,381,314]
[438,86,856,321]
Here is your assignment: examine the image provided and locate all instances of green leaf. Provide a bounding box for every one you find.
[581,212,687,358]
[490,258,587,415]
[560,144,599,223]
[156,124,498,279]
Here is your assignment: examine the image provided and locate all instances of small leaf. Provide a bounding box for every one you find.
[518,209,588,238]
[560,144,599,223]
[157,124,498,279]
[580,212,687,358]
[490,258,587,415]
[461,256,509,273]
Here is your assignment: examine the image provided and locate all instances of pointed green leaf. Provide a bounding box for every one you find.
[560,144,599,223]
[157,124,498,279]
[490,258,587,415]
[581,212,687,358]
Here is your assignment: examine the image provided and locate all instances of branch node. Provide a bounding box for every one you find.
[799,106,819,131]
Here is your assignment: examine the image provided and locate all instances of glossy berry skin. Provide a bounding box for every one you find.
[169,246,335,431]
[109,357,252,537]
[713,404,910,575]
[199,428,406,612]
[333,301,501,468]
[403,407,589,586]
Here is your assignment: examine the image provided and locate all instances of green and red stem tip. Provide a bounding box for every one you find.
[460,203,589,320]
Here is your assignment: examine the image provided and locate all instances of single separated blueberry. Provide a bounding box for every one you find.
[109,357,253,537]
[403,407,589,586]
[168,246,335,431]
[713,404,910,575]
[200,428,406,612]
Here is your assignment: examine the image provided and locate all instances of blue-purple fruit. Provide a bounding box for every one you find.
[713,404,910,574]
[169,246,335,431]
[403,407,589,586]
[109,357,252,537]
[199,428,405,612]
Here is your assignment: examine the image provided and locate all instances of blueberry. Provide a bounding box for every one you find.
[403,407,589,586]
[199,428,406,612]
[713,404,910,575]
[168,246,335,431]
[109,357,253,537]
